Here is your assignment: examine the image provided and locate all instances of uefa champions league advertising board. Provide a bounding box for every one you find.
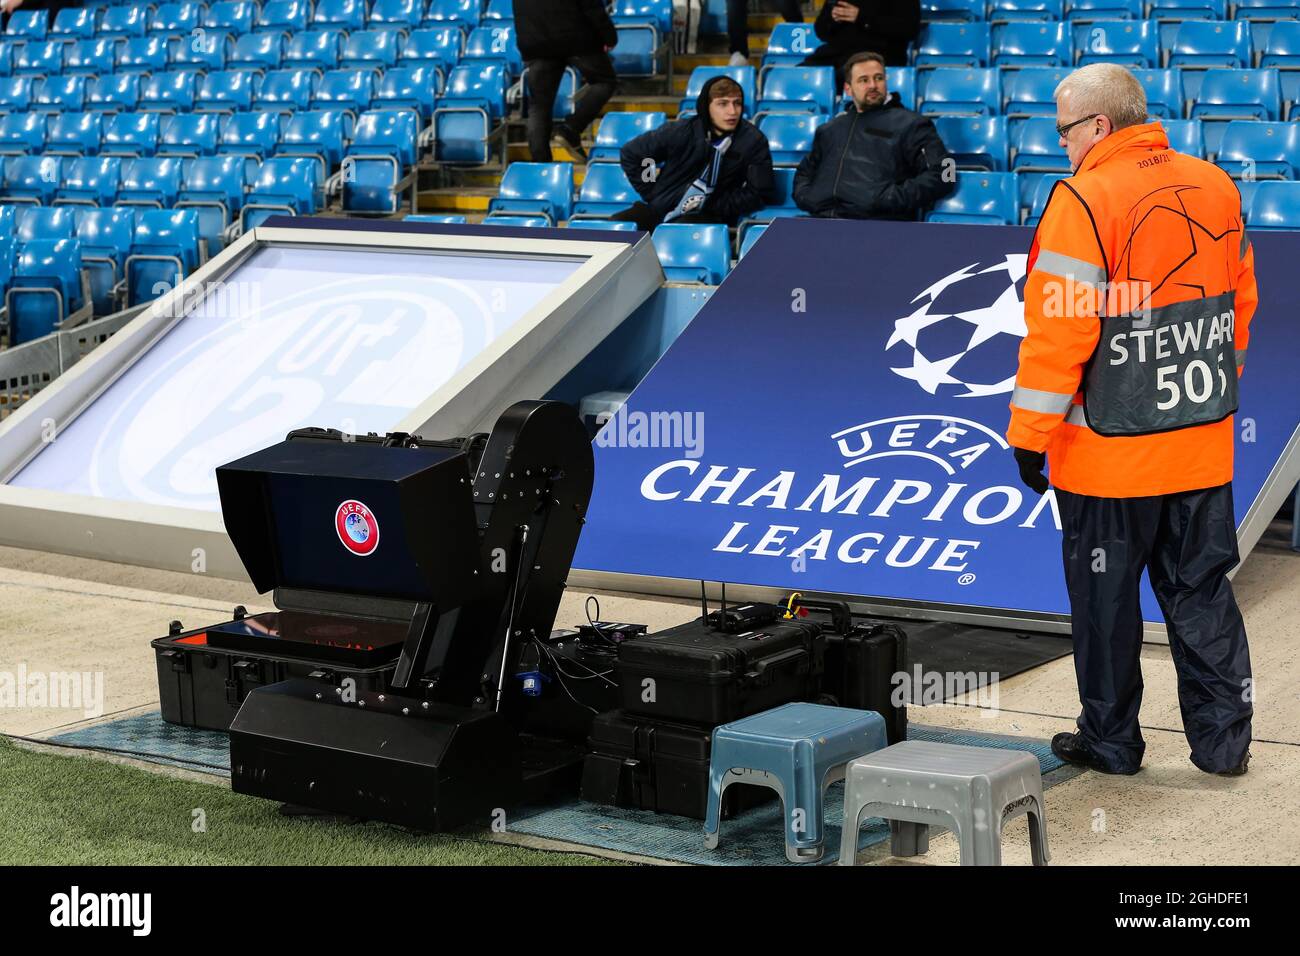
[575,218,1300,623]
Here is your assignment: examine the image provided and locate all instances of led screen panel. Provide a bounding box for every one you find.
[8,244,583,511]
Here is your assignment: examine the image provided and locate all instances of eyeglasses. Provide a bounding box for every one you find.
[1056,113,1101,139]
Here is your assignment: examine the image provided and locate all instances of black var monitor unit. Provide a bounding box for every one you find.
[209,400,594,832]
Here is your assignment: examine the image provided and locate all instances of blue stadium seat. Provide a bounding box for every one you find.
[370,0,425,31]
[1022,171,1067,225]
[102,112,161,157]
[1237,2,1300,51]
[463,24,523,79]
[313,0,368,31]
[570,162,638,218]
[758,112,827,165]
[1013,116,1071,171]
[611,18,664,77]
[374,66,440,122]
[2,155,62,204]
[988,0,1065,21]
[35,76,89,113]
[738,222,768,257]
[285,30,345,71]
[341,110,419,213]
[86,74,142,113]
[15,205,77,242]
[913,23,992,66]
[126,208,202,305]
[568,218,637,231]
[1215,121,1300,179]
[890,66,917,111]
[1245,179,1300,229]
[423,0,482,29]
[762,22,818,70]
[432,62,508,164]
[159,112,221,157]
[652,223,731,284]
[255,69,320,112]
[1132,67,1183,118]
[592,111,665,163]
[97,6,148,40]
[1168,21,1254,69]
[755,66,837,116]
[312,68,377,117]
[218,111,282,176]
[229,32,284,72]
[52,7,97,40]
[277,109,352,178]
[992,21,1072,66]
[405,213,469,222]
[1259,20,1300,71]
[480,215,550,227]
[1064,0,1143,19]
[1073,19,1159,66]
[678,66,758,118]
[116,36,170,73]
[5,11,49,41]
[0,112,46,155]
[341,29,402,69]
[926,170,1018,223]
[920,0,986,20]
[141,70,200,113]
[918,67,1001,115]
[0,76,37,113]
[1189,69,1281,122]
[169,32,231,73]
[257,0,312,33]
[179,153,244,252]
[1147,0,1227,19]
[1162,117,1206,156]
[242,156,320,227]
[7,238,88,343]
[150,3,204,37]
[935,115,1009,170]
[401,27,462,70]
[204,1,257,36]
[1002,65,1069,115]
[486,161,574,224]
[196,69,259,113]
[117,156,184,208]
[13,40,65,77]
[46,112,103,157]
[483,0,515,21]
[57,156,122,206]
[75,206,136,313]
[65,39,118,76]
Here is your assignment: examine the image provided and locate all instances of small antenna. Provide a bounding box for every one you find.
[719,581,727,625]
[699,579,708,622]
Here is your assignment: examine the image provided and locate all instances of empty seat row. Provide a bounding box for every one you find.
[918,0,1296,21]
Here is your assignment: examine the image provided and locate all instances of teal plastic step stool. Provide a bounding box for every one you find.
[703,702,889,863]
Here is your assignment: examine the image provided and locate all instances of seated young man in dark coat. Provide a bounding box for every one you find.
[794,51,954,220]
[614,75,774,232]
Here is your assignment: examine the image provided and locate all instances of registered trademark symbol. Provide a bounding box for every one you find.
[957,573,976,585]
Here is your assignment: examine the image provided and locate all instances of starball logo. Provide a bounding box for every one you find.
[637,413,1058,580]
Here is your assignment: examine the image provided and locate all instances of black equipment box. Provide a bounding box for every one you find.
[614,613,824,725]
[581,709,773,820]
[824,622,908,744]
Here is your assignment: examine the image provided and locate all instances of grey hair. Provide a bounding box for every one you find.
[1054,63,1148,130]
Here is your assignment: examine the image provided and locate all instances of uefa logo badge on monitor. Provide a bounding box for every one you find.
[335,499,380,557]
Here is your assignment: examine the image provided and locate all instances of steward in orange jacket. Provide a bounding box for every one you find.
[1006,64,1254,777]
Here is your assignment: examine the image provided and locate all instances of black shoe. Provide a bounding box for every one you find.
[550,124,588,163]
[1215,751,1250,776]
[1051,732,1140,775]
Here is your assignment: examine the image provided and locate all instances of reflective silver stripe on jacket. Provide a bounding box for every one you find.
[1011,384,1076,416]
[1065,404,1087,427]
[1031,249,1108,286]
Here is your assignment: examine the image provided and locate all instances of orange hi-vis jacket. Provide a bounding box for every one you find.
[1006,122,1258,499]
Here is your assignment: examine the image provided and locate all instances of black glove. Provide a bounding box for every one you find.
[1013,447,1049,495]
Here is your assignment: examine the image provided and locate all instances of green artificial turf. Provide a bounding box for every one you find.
[0,737,618,866]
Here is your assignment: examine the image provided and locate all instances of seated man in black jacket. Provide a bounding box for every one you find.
[614,76,774,232]
[794,51,954,220]
[802,0,921,74]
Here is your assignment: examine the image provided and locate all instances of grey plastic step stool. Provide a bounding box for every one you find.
[839,740,1050,866]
